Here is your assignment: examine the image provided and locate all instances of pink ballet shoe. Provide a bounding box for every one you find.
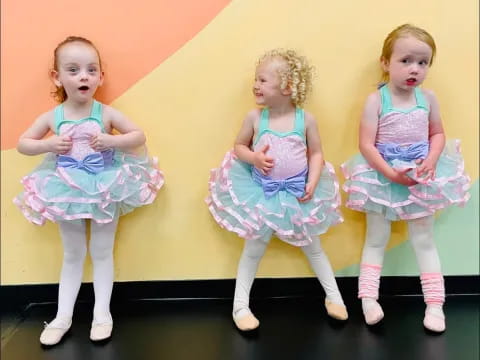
[363,302,384,325]
[90,320,113,341]
[39,317,72,346]
[423,308,445,333]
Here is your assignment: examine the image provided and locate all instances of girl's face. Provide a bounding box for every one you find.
[253,59,290,107]
[52,42,103,104]
[382,36,432,91]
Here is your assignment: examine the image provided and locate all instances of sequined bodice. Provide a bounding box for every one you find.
[54,100,106,161]
[253,133,307,180]
[58,121,103,160]
[252,108,307,180]
[376,86,430,145]
[376,109,429,144]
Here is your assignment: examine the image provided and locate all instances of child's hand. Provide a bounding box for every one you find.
[415,158,436,182]
[298,182,314,203]
[253,144,274,175]
[90,134,116,151]
[388,168,418,186]
[46,135,72,154]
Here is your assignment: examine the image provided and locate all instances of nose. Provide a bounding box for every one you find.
[79,70,89,81]
[409,64,419,74]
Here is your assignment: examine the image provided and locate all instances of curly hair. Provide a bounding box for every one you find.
[257,49,313,107]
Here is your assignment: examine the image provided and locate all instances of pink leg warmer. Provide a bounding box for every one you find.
[358,264,382,299]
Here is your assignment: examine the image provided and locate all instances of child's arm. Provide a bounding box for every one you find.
[415,90,446,180]
[359,93,417,186]
[90,106,146,151]
[299,112,324,202]
[234,109,273,175]
[17,111,72,155]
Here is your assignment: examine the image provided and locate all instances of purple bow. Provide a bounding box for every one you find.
[376,141,429,162]
[252,168,306,198]
[57,152,105,174]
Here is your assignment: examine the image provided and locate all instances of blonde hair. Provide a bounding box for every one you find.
[257,49,313,107]
[51,36,102,103]
[380,24,436,83]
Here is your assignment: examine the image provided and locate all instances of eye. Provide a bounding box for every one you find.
[419,60,428,66]
[401,58,410,64]
[88,68,97,73]
[68,68,78,73]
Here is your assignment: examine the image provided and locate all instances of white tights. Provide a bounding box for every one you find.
[54,217,119,325]
[233,232,344,316]
[361,213,441,273]
[360,213,442,314]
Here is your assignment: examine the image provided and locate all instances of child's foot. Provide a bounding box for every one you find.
[39,317,72,346]
[232,308,259,331]
[324,299,348,320]
[362,298,384,325]
[423,305,445,333]
[90,315,113,341]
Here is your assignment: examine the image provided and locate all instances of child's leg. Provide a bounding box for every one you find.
[301,236,348,320]
[232,231,272,330]
[40,220,87,345]
[360,212,391,265]
[56,220,88,320]
[408,216,445,332]
[302,236,344,305]
[358,212,391,324]
[408,216,441,272]
[89,216,119,325]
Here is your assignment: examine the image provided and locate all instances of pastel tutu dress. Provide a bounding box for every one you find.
[341,85,470,221]
[14,100,164,225]
[206,108,343,246]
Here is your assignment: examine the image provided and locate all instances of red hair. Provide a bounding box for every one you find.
[51,36,102,103]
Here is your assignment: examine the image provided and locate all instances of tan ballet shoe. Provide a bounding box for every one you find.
[325,299,348,321]
[232,312,260,331]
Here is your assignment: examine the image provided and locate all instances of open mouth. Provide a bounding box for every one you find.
[406,78,417,86]
[78,86,90,91]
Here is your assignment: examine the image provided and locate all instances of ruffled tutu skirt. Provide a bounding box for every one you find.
[14,147,164,225]
[206,151,343,246]
[341,139,470,221]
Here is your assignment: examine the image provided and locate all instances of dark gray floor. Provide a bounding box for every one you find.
[1,295,479,360]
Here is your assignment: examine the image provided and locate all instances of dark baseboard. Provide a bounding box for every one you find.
[1,275,478,313]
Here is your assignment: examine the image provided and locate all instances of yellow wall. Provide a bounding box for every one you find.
[1,0,478,284]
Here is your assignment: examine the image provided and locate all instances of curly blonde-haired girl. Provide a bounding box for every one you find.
[206,49,346,331]
[257,49,313,106]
